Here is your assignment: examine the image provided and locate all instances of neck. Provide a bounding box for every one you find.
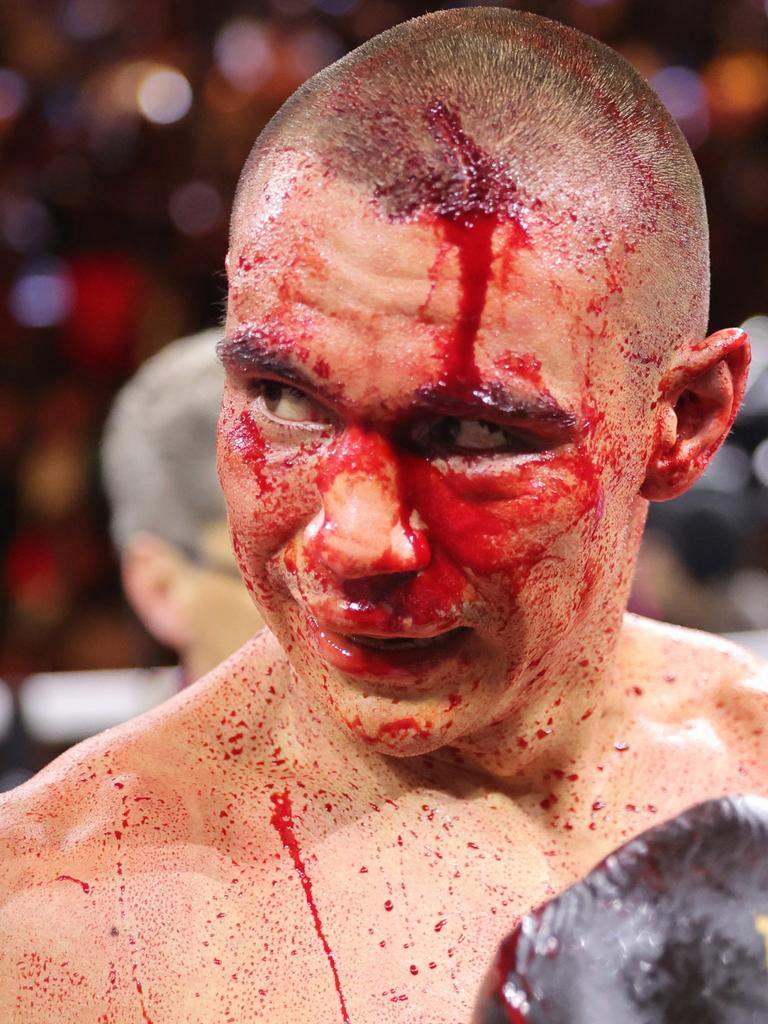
[439,504,647,791]
[443,608,627,793]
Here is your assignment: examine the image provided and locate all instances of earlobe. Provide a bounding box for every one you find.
[641,328,750,502]
[121,532,192,650]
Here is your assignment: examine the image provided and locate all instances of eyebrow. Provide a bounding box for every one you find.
[416,382,578,433]
[219,329,579,434]
[217,331,317,391]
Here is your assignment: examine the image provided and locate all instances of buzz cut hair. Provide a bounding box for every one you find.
[234,7,709,353]
[101,329,227,555]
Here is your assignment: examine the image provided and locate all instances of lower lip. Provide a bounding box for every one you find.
[312,623,471,678]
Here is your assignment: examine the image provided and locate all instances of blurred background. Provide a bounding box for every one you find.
[1,0,768,785]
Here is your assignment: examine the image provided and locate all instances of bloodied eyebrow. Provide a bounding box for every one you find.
[416,383,579,437]
[217,330,318,392]
[219,330,580,436]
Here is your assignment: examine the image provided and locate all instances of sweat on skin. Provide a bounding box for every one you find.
[0,9,765,1024]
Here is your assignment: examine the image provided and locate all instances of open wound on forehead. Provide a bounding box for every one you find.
[373,100,531,396]
[374,99,525,226]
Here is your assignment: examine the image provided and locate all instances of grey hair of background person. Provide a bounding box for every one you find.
[101,328,227,556]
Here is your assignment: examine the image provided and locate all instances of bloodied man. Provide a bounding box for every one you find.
[1,10,766,1024]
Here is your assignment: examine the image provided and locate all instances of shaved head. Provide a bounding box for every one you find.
[219,7,749,764]
[233,8,709,361]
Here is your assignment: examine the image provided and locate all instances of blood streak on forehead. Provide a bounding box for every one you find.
[382,100,530,396]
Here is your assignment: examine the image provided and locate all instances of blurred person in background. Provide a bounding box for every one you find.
[101,328,263,684]
[632,493,766,634]
[3,330,264,786]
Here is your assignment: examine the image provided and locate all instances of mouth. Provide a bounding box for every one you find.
[309,620,472,678]
[346,632,465,651]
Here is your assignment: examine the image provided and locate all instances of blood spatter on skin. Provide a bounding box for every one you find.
[344,714,436,747]
[314,357,331,379]
[236,250,266,277]
[55,874,91,894]
[493,353,543,389]
[269,789,351,1023]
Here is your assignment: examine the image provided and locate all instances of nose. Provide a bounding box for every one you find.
[304,426,430,580]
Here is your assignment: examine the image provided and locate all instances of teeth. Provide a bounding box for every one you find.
[348,633,451,650]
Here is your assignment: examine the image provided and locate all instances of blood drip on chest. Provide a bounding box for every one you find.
[270,790,351,1022]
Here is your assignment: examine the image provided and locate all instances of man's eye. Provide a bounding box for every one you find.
[424,416,545,455]
[449,419,507,451]
[257,381,332,425]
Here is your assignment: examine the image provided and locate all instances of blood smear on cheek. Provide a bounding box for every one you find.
[225,410,273,495]
[401,454,590,572]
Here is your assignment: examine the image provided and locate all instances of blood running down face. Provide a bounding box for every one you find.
[217,9,749,761]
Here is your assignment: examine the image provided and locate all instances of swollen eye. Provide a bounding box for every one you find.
[261,382,331,425]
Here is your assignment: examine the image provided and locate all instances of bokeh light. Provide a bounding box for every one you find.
[136,66,192,125]
[704,51,768,130]
[9,260,74,329]
[214,18,275,92]
[59,0,119,41]
[742,315,768,391]
[754,437,768,487]
[289,26,346,79]
[695,442,753,493]
[168,180,224,236]
[650,66,709,147]
[0,196,54,253]
[0,69,28,121]
[315,0,360,17]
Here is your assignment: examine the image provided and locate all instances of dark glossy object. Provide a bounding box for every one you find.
[474,795,768,1023]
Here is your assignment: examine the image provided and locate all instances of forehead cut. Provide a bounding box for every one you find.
[233,7,710,353]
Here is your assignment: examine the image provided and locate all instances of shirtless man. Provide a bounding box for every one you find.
[0,9,765,1024]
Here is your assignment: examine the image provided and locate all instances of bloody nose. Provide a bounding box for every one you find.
[304,426,430,579]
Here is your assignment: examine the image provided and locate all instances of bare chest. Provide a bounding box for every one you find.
[21,798,573,1024]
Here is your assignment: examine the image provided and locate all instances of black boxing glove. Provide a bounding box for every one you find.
[474,795,768,1024]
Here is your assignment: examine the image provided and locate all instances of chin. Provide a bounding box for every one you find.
[321,673,485,757]
[341,707,457,757]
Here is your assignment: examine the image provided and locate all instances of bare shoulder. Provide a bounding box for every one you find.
[623,612,766,677]
[0,630,290,1019]
[621,612,768,728]
[0,628,289,887]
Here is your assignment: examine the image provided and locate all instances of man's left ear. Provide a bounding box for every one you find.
[641,327,750,502]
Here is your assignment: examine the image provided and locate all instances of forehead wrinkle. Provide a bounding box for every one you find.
[296,214,445,323]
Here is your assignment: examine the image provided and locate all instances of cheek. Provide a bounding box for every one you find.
[401,448,604,594]
[217,402,321,570]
